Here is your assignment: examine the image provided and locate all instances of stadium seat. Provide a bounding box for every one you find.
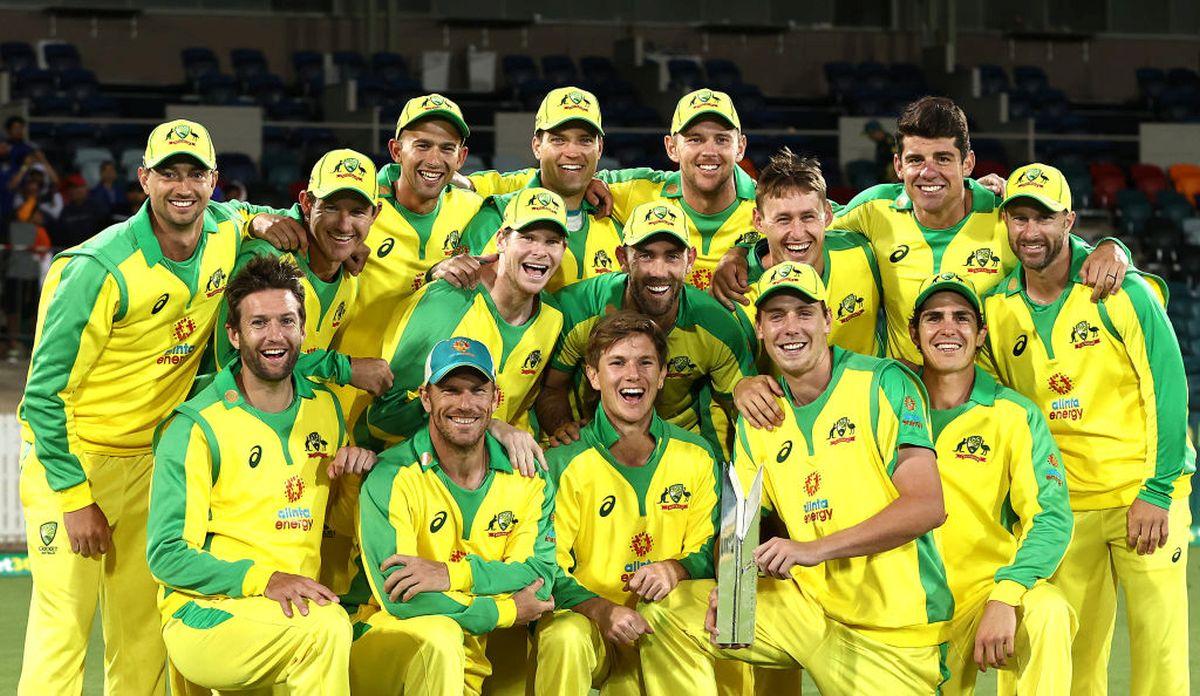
[118,147,144,180]
[31,95,72,117]
[14,68,54,100]
[1013,65,1049,95]
[1092,174,1126,209]
[580,56,616,86]
[77,95,119,118]
[354,76,388,108]
[1168,163,1200,186]
[181,47,219,83]
[1136,67,1166,102]
[460,154,486,175]
[1157,190,1194,224]
[217,152,260,185]
[1167,67,1199,89]
[541,55,577,86]
[704,59,742,90]
[1131,163,1169,203]
[247,73,286,104]
[1117,189,1154,233]
[266,98,312,121]
[823,61,855,96]
[58,68,99,101]
[667,59,703,91]
[855,62,889,91]
[231,48,269,84]
[75,147,113,186]
[502,54,538,89]
[889,63,926,92]
[43,43,82,72]
[197,73,238,105]
[978,64,1009,96]
[371,52,409,82]
[292,50,325,94]
[57,122,101,152]
[1175,176,1200,207]
[845,160,879,190]
[1,41,36,72]
[332,51,366,82]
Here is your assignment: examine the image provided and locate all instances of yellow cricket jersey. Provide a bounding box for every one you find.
[737,230,885,358]
[470,167,760,291]
[146,363,347,622]
[356,426,556,634]
[359,280,563,447]
[550,272,756,455]
[981,237,1194,512]
[546,407,720,609]
[18,198,280,512]
[210,238,358,370]
[733,347,951,647]
[833,180,1015,366]
[463,171,623,292]
[930,366,1073,613]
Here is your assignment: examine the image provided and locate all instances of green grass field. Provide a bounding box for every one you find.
[2,558,1198,694]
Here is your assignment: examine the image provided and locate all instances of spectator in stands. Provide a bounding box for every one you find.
[5,116,57,184]
[0,140,13,237]
[89,160,124,220]
[224,179,247,202]
[11,168,61,229]
[863,120,898,183]
[55,174,108,249]
[120,180,146,221]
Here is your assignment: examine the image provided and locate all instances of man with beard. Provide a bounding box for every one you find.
[982,164,1193,696]
[350,337,556,696]
[15,118,292,695]
[147,255,375,695]
[536,200,755,458]
[910,272,1074,695]
[535,310,720,695]
[638,262,951,695]
[435,87,622,293]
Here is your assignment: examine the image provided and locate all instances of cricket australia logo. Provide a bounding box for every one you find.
[442,229,464,255]
[559,90,592,110]
[666,355,697,377]
[166,124,199,146]
[304,431,328,459]
[593,249,613,272]
[734,230,760,246]
[38,521,57,554]
[689,89,720,108]
[964,248,1001,274]
[836,293,865,323]
[658,483,692,511]
[1019,167,1051,188]
[1069,320,1101,348]
[486,510,518,537]
[331,302,347,328]
[521,350,543,375]
[421,94,448,110]
[205,268,227,297]
[827,417,857,445]
[643,205,678,226]
[331,157,364,181]
[954,434,991,461]
[528,191,560,213]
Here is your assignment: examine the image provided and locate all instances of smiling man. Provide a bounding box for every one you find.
[982,164,1193,696]
[535,200,755,457]
[536,310,720,695]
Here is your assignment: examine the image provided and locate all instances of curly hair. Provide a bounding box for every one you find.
[224,254,306,328]
[755,147,827,209]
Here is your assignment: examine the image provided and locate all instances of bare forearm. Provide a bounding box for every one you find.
[534,382,576,435]
[571,596,616,622]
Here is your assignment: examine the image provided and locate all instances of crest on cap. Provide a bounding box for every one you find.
[529,191,560,213]
[644,205,678,225]
[560,90,591,109]
[332,157,364,180]
[452,339,470,353]
[167,124,198,145]
[1019,167,1050,188]
[690,89,720,107]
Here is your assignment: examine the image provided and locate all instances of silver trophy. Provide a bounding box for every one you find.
[715,463,763,647]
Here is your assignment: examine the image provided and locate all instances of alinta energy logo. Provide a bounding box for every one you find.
[964,248,1001,274]
[803,471,821,496]
[277,475,314,531]
[836,293,865,323]
[622,531,655,582]
[1047,372,1083,421]
[954,434,991,462]
[163,316,198,365]
[486,510,518,538]
[802,474,833,523]
[658,483,692,511]
[1069,320,1101,349]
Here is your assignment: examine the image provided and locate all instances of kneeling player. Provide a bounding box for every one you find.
[910,273,1076,694]
[537,310,719,695]
[148,256,376,694]
[351,337,556,695]
[639,262,953,695]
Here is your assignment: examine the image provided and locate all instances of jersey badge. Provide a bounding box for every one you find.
[953,434,991,462]
[658,483,692,511]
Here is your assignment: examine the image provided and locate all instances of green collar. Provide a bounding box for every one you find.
[1002,235,1089,297]
[612,272,698,329]
[585,402,668,448]
[211,361,316,411]
[890,177,998,214]
[409,426,513,474]
[657,165,757,201]
[921,365,997,408]
[130,200,220,267]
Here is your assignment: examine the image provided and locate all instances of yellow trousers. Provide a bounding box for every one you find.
[1050,500,1191,696]
[639,579,944,696]
[18,446,165,696]
[532,610,642,695]
[942,583,1076,695]
[163,596,350,694]
[349,605,492,696]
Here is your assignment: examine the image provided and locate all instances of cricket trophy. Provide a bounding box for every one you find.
[715,462,763,646]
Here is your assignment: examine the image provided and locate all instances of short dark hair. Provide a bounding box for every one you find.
[225,255,306,328]
[5,115,25,131]
[755,147,827,209]
[896,96,970,159]
[584,309,668,370]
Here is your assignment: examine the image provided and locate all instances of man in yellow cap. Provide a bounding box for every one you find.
[432,86,622,293]
[536,200,755,459]
[982,163,1193,696]
[15,118,288,695]
[639,261,951,696]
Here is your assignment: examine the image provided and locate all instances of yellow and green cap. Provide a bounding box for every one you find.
[622,201,691,248]
[670,88,741,134]
[143,119,216,170]
[913,271,982,315]
[307,148,378,204]
[395,93,470,139]
[502,187,569,236]
[754,262,827,307]
[1001,163,1072,213]
[535,86,604,135]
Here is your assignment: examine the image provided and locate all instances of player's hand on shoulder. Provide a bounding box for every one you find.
[753,536,823,579]
[250,213,308,253]
[349,357,393,396]
[328,446,377,479]
[381,554,451,602]
[711,245,751,310]
[431,253,497,289]
[733,375,785,430]
[63,502,112,559]
[584,177,613,218]
[976,173,1006,198]
[973,600,1017,672]
[344,241,370,276]
[489,419,547,477]
[512,577,555,625]
[264,571,338,618]
[1080,240,1129,302]
[624,559,687,602]
[547,419,588,448]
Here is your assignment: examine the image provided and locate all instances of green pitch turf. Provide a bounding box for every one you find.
[2,556,1198,694]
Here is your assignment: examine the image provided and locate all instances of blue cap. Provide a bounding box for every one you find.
[424,337,496,386]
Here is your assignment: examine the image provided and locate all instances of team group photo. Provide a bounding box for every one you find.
[0,1,1197,694]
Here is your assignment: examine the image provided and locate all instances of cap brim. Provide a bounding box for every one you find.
[426,361,494,386]
[627,230,690,249]
[755,283,824,307]
[537,116,604,137]
[510,215,569,236]
[914,282,982,314]
[309,184,376,205]
[144,151,214,170]
[1000,192,1067,213]
[400,110,470,138]
[674,109,738,134]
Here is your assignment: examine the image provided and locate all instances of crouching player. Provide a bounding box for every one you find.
[910,272,1075,694]
[351,337,556,695]
[639,262,953,695]
[147,256,376,694]
[537,310,720,695]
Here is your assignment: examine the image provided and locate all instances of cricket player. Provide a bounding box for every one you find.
[910,272,1075,695]
[15,118,291,695]
[982,164,1194,696]
[350,337,557,696]
[710,96,1131,366]
[537,310,720,695]
[435,86,622,293]
[148,255,375,694]
[535,200,756,458]
[639,261,952,695]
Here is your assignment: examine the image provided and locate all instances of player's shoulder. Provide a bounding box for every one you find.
[837,183,905,214]
[443,183,484,211]
[824,229,872,253]
[661,421,719,462]
[545,436,595,484]
[981,268,1023,304]
[683,284,747,332]
[236,237,290,265]
[553,271,624,319]
[363,439,424,493]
